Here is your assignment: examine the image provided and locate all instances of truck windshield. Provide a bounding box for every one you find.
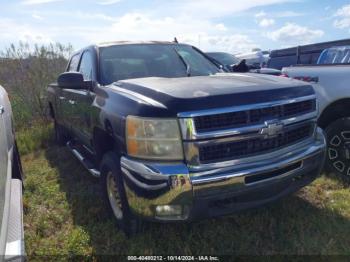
[99,44,220,85]
[206,52,240,66]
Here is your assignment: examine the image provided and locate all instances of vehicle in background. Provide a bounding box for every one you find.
[249,67,281,76]
[317,46,350,64]
[205,52,240,71]
[206,52,281,75]
[235,49,270,68]
[268,38,350,70]
[48,41,326,235]
[0,85,24,260]
[282,51,350,179]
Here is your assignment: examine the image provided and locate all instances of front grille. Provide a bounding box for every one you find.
[199,123,313,164]
[194,99,315,133]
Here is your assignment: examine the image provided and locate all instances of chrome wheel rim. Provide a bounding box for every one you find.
[106,171,123,219]
[328,130,350,176]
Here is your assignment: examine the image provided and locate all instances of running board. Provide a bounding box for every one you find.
[66,141,100,178]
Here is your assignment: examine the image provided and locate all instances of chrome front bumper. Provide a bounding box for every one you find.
[121,128,326,221]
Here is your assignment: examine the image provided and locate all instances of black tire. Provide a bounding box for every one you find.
[100,151,140,236]
[325,117,350,179]
[54,120,67,146]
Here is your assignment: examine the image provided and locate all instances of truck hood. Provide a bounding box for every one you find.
[111,73,314,115]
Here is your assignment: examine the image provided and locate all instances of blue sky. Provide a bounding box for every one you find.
[0,0,349,53]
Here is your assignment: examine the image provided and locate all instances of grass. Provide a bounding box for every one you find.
[19,126,350,258]
[16,123,53,155]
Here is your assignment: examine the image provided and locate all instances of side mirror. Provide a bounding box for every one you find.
[57,72,89,89]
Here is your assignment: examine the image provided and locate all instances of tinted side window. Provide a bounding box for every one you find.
[79,51,94,80]
[68,54,80,72]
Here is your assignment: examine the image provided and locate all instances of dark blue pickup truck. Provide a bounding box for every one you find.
[47,41,326,235]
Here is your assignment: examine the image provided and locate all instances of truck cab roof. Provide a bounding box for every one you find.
[96,41,177,47]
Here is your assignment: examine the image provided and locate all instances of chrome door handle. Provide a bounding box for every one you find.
[0,106,4,115]
[59,96,66,100]
[68,100,76,105]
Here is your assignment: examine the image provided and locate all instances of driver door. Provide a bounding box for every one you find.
[58,53,81,133]
[69,50,96,147]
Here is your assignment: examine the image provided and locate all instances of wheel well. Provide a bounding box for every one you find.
[12,142,23,180]
[318,99,350,129]
[93,121,118,163]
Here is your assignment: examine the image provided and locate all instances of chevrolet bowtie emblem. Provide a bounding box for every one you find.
[260,120,284,137]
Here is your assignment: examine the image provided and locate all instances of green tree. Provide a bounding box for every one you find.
[0,42,73,127]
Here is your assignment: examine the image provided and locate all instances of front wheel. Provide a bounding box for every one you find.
[325,117,350,179]
[100,152,140,236]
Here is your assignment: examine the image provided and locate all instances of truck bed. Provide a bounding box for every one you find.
[282,64,350,114]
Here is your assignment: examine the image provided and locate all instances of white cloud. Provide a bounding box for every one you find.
[2,0,300,51]
[334,4,350,29]
[21,0,62,5]
[75,11,115,21]
[0,7,262,53]
[335,4,350,17]
[267,23,324,45]
[255,10,304,21]
[169,0,292,19]
[32,14,44,20]
[97,0,121,5]
[215,23,228,31]
[0,18,53,45]
[275,11,304,17]
[255,10,304,18]
[205,35,258,53]
[255,11,274,28]
[255,11,266,18]
[334,18,350,29]
[259,18,275,27]
[71,13,257,53]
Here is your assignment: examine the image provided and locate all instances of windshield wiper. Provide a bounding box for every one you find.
[173,48,191,77]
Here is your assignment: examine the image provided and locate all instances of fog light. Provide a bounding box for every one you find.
[155,205,182,217]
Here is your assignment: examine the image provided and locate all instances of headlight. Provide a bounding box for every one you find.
[126,116,183,160]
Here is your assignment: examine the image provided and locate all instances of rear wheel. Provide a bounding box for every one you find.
[325,117,350,179]
[100,152,140,236]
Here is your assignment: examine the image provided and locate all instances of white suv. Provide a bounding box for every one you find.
[0,85,24,260]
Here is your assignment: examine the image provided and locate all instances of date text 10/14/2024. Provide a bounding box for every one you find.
[127,256,220,261]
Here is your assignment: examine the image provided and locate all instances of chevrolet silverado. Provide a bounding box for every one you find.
[47,41,326,235]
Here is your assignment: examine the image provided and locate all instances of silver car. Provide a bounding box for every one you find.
[0,85,24,260]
